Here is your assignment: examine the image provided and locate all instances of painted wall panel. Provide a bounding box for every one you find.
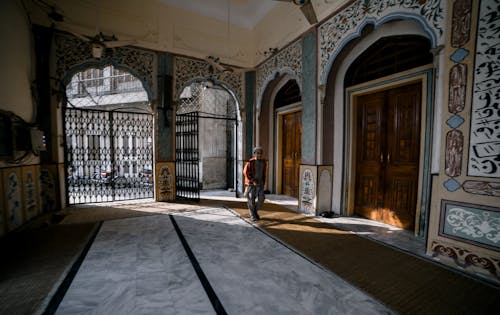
[302,32,317,164]
[468,0,500,178]
[22,165,39,221]
[3,167,24,231]
[440,200,500,250]
[0,170,5,237]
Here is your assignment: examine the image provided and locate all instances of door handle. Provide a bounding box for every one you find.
[380,153,383,163]
[387,153,391,164]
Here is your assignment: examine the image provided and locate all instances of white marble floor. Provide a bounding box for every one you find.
[54,207,394,314]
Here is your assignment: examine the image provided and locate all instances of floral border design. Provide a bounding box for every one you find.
[439,200,500,251]
[156,162,175,202]
[256,39,302,108]
[55,33,156,98]
[431,240,500,280]
[173,56,244,106]
[463,180,500,196]
[319,0,444,82]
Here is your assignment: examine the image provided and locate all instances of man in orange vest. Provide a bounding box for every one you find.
[243,146,267,221]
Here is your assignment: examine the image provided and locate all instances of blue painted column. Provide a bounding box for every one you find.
[301,31,317,164]
[245,71,255,159]
[157,53,174,161]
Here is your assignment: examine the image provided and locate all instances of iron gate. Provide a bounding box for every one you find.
[65,108,154,204]
[175,112,200,200]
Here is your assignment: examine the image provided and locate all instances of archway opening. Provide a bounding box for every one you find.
[274,79,301,108]
[176,80,241,200]
[345,35,433,87]
[64,65,153,204]
[343,35,432,230]
[274,79,302,198]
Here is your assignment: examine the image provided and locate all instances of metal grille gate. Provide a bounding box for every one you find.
[65,108,154,204]
[175,112,200,200]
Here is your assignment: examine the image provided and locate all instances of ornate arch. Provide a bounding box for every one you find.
[175,77,241,121]
[256,39,303,112]
[323,18,436,220]
[319,0,446,84]
[173,56,244,107]
[54,32,156,100]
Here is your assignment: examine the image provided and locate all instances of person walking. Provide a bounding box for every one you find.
[243,146,267,221]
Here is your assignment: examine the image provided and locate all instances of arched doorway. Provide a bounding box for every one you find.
[346,36,432,230]
[64,65,153,204]
[175,80,241,200]
[259,75,302,197]
[322,19,436,233]
[275,80,302,198]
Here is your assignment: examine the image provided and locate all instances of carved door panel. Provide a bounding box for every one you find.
[383,84,421,229]
[295,112,302,197]
[354,83,421,230]
[282,111,302,197]
[354,92,386,221]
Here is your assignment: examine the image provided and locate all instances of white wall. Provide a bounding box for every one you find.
[253,0,349,65]
[27,0,351,68]
[27,0,255,68]
[0,0,34,122]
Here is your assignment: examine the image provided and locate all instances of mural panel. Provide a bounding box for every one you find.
[3,168,23,231]
[0,171,5,237]
[299,165,317,214]
[451,0,472,48]
[317,166,333,212]
[448,63,467,114]
[431,240,499,279]
[22,165,39,221]
[40,165,57,213]
[468,0,500,178]
[256,40,303,106]
[445,130,464,177]
[156,162,175,201]
[463,180,500,196]
[439,200,500,251]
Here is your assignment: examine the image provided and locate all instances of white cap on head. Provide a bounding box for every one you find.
[253,146,263,153]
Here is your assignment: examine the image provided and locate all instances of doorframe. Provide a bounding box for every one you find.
[274,102,301,194]
[343,65,434,234]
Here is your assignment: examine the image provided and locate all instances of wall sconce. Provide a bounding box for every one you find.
[259,48,279,58]
[92,43,105,59]
[318,84,326,105]
[203,79,215,90]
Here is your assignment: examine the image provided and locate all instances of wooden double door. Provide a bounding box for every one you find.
[354,82,421,230]
[282,111,302,198]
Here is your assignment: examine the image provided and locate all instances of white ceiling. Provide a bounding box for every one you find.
[159,0,278,29]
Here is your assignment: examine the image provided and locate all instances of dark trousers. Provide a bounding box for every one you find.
[247,185,264,219]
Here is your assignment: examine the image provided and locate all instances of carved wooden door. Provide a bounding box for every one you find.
[282,111,302,197]
[354,83,421,230]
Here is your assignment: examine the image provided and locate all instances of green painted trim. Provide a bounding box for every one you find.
[245,71,255,159]
[302,32,317,165]
[157,53,174,161]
